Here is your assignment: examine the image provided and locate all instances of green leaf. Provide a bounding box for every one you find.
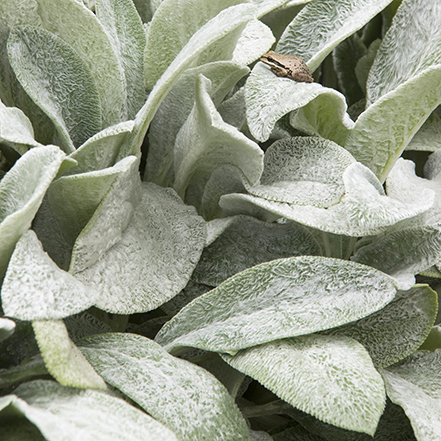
[80,333,249,441]
[0,318,15,342]
[245,63,353,143]
[124,3,256,159]
[324,284,438,368]
[382,350,441,441]
[276,0,394,72]
[220,162,434,236]
[7,26,102,152]
[345,0,441,181]
[1,231,98,321]
[72,183,206,314]
[146,61,249,187]
[32,320,106,390]
[0,99,40,155]
[352,224,441,289]
[96,0,146,119]
[222,334,386,436]
[247,137,355,208]
[193,215,321,286]
[173,74,263,200]
[0,379,178,440]
[155,256,397,354]
[0,145,70,280]
[48,156,137,245]
[252,0,308,18]
[0,355,48,390]
[406,108,441,152]
[144,0,245,89]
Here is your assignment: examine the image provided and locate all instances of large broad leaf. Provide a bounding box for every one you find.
[96,0,146,119]
[123,3,256,159]
[173,75,263,201]
[72,183,206,314]
[352,224,441,289]
[193,215,321,286]
[276,0,394,72]
[32,320,106,390]
[7,26,102,152]
[220,162,434,236]
[0,380,178,440]
[222,334,386,436]
[80,333,249,441]
[1,231,98,321]
[0,99,40,155]
[144,0,244,88]
[345,0,441,181]
[247,137,355,208]
[382,350,441,441]
[155,255,397,354]
[0,145,72,280]
[245,63,352,143]
[146,61,249,187]
[324,285,438,368]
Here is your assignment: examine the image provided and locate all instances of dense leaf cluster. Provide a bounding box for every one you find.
[1,0,441,440]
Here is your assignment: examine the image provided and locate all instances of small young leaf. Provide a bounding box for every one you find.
[1,379,178,440]
[1,231,98,321]
[32,320,106,390]
[155,256,397,354]
[222,334,386,436]
[80,333,249,441]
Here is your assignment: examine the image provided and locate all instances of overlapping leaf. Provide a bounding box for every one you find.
[156,255,397,354]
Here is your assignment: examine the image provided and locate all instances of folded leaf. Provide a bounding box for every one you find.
[223,334,386,436]
[156,255,397,354]
[80,333,249,441]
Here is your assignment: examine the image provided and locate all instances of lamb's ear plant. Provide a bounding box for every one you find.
[1,0,441,439]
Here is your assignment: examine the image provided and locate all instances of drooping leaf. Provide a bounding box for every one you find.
[0,379,179,440]
[96,0,146,119]
[276,0,394,72]
[193,215,321,286]
[32,320,106,390]
[324,285,438,368]
[382,350,441,441]
[0,145,72,280]
[80,333,249,441]
[223,334,386,436]
[173,75,263,201]
[7,26,102,152]
[155,255,397,354]
[1,231,98,321]
[72,183,206,314]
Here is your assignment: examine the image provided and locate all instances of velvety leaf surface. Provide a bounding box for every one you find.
[146,61,249,187]
[1,231,98,321]
[407,109,441,152]
[245,63,352,143]
[248,137,355,207]
[193,215,321,286]
[96,0,146,119]
[352,224,441,289]
[155,256,397,354]
[276,0,394,71]
[32,320,105,390]
[73,183,206,314]
[144,0,244,88]
[0,99,40,154]
[324,285,438,368]
[0,318,15,342]
[223,334,386,436]
[173,75,263,200]
[220,162,434,236]
[0,145,70,279]
[7,26,102,152]
[125,3,256,159]
[48,156,136,245]
[80,333,249,441]
[382,350,441,441]
[0,380,178,440]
